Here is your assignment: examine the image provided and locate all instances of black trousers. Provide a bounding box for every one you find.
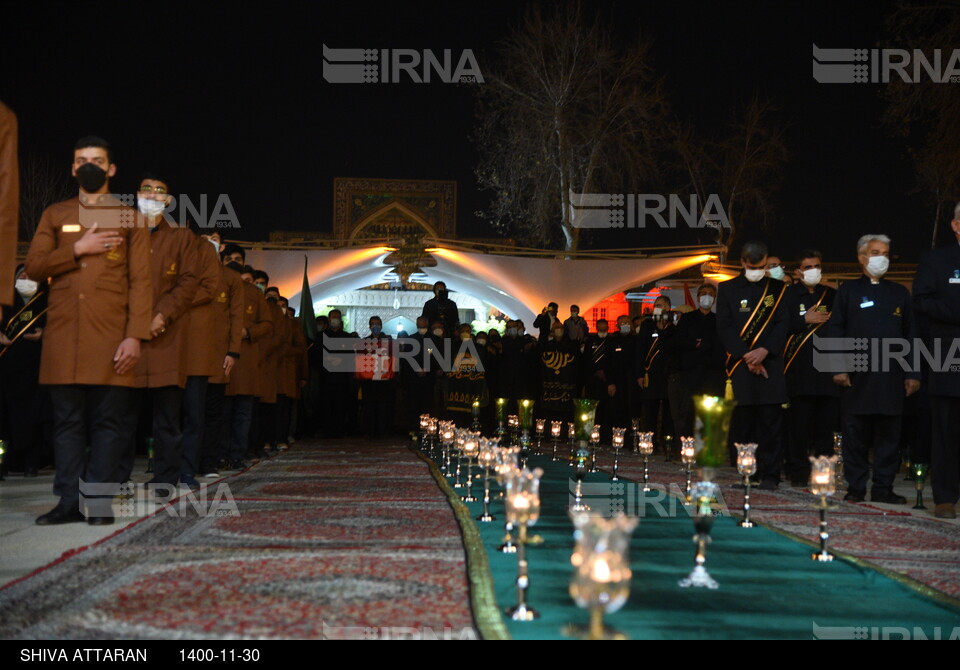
[180,375,208,479]
[200,383,227,472]
[841,413,902,494]
[642,397,674,451]
[323,379,351,438]
[49,385,133,509]
[0,378,48,472]
[228,395,254,461]
[785,394,839,481]
[144,386,184,486]
[361,380,392,438]
[930,396,960,505]
[729,404,784,484]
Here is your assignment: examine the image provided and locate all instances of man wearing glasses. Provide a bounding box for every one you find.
[126,173,199,497]
[26,137,153,525]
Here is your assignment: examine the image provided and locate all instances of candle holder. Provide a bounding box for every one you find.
[639,432,654,492]
[427,417,439,461]
[630,417,641,453]
[810,456,837,563]
[832,432,845,492]
[461,432,480,503]
[0,440,6,481]
[507,414,519,448]
[452,429,466,489]
[679,395,736,589]
[440,421,455,474]
[567,422,576,466]
[145,437,155,474]
[680,437,696,502]
[903,447,914,482]
[495,448,520,553]
[810,455,838,562]
[471,399,481,431]
[495,398,508,438]
[518,400,534,466]
[570,399,600,512]
[504,467,544,621]
[735,442,758,528]
[419,414,431,455]
[912,462,929,510]
[589,425,601,473]
[550,420,562,461]
[535,418,546,456]
[566,512,639,640]
[610,428,626,481]
[477,439,499,522]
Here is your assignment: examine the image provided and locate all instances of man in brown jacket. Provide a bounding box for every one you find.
[129,173,199,493]
[178,230,222,485]
[197,246,244,477]
[225,262,272,469]
[26,136,152,525]
[0,101,18,309]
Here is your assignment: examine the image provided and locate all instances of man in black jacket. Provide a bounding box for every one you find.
[783,249,839,486]
[913,210,960,518]
[422,282,459,336]
[636,295,677,450]
[828,234,918,505]
[716,241,790,489]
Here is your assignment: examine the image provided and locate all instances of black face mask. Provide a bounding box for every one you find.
[75,163,107,192]
[437,290,448,300]
[266,296,278,304]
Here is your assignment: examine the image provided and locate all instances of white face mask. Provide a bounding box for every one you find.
[802,268,822,287]
[329,318,341,328]
[653,307,663,316]
[744,268,766,283]
[137,196,167,217]
[597,331,608,339]
[477,337,487,346]
[417,327,428,336]
[16,279,38,298]
[619,324,631,334]
[433,328,444,337]
[866,256,889,277]
[698,294,715,309]
[768,266,785,281]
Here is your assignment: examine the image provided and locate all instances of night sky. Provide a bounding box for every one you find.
[1,1,936,264]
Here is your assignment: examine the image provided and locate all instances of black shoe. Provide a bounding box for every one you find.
[844,491,865,503]
[36,504,85,525]
[790,477,808,488]
[228,459,246,471]
[87,516,115,526]
[757,479,779,491]
[23,468,39,478]
[871,489,907,505]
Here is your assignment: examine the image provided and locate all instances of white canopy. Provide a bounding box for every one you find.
[246,246,713,324]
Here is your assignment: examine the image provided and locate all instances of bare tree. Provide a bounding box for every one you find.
[670,96,788,252]
[474,1,669,251]
[881,1,960,248]
[19,152,74,240]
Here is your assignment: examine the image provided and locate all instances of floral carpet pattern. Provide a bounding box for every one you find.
[0,441,477,640]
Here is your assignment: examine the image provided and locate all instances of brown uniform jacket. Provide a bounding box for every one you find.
[133,221,199,388]
[258,301,287,404]
[227,281,272,397]
[209,263,244,385]
[25,195,152,386]
[0,101,18,306]
[283,316,308,399]
[184,238,223,378]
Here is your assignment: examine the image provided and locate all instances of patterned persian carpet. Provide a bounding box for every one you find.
[0,440,477,640]
[605,449,960,600]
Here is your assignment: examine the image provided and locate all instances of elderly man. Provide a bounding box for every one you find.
[828,234,918,504]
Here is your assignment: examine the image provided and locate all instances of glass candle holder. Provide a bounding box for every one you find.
[610,428,626,481]
[567,512,639,640]
[912,462,929,510]
[809,455,838,562]
[504,467,544,621]
[735,442,758,528]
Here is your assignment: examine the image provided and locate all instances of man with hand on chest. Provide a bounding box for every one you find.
[828,234,918,505]
[26,136,152,525]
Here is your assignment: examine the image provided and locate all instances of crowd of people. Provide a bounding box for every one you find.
[1,134,959,526]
